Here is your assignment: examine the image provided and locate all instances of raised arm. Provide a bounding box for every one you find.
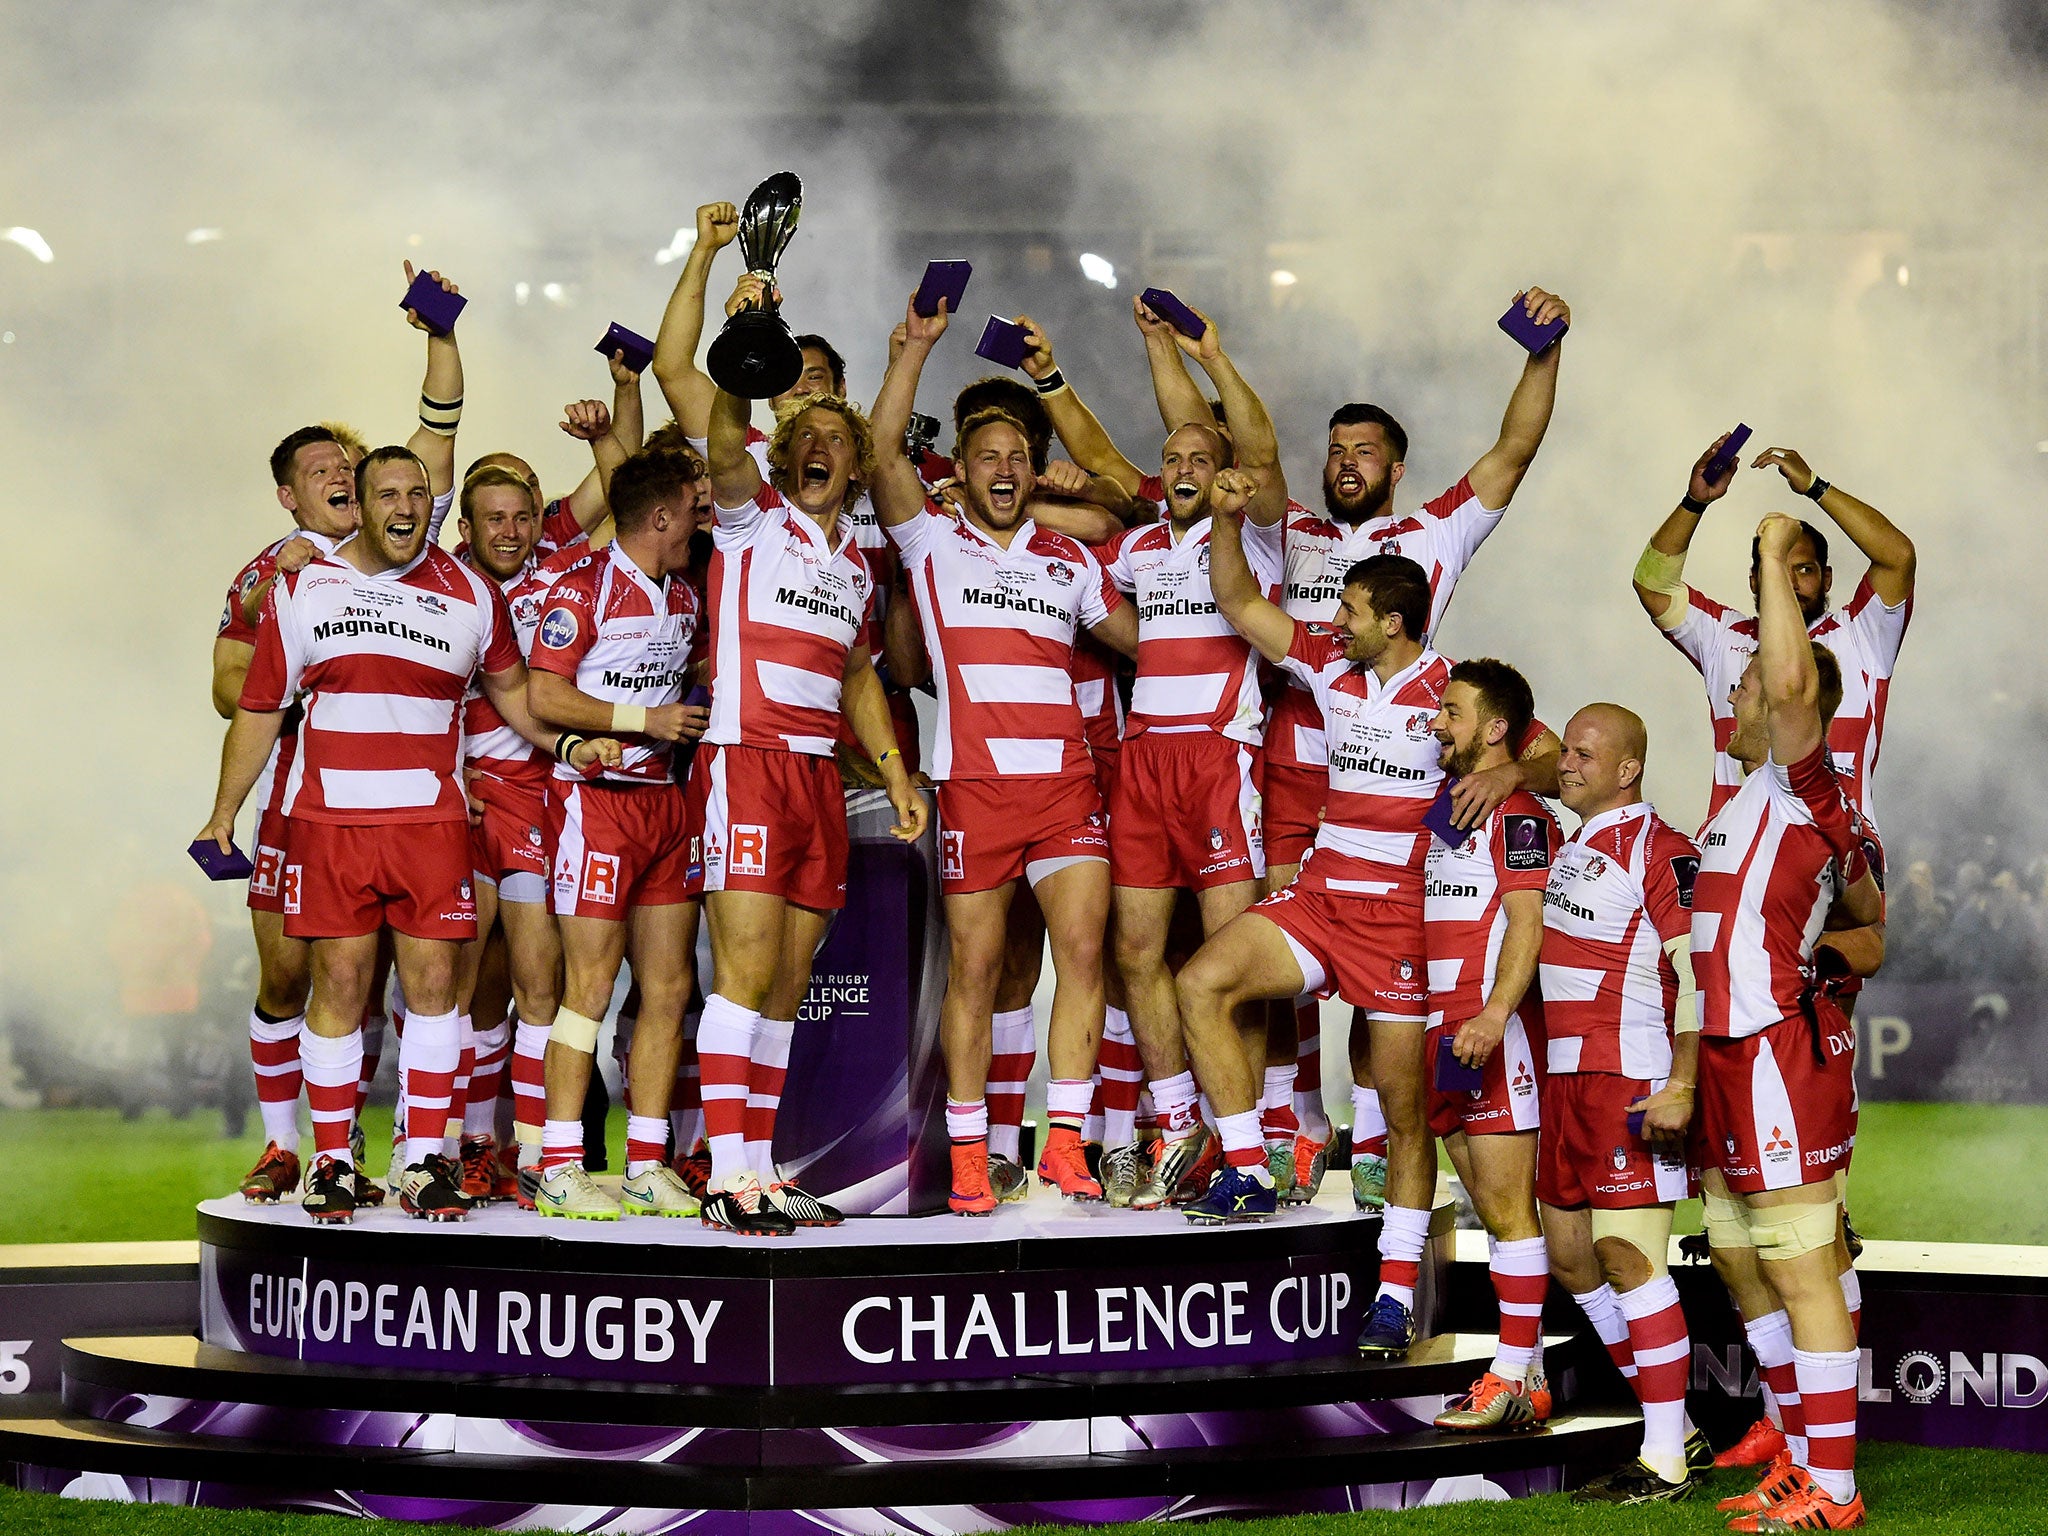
[1029,460,1131,545]
[1634,434,1738,628]
[1016,315,1147,497]
[1132,296,1214,435]
[1156,300,1288,526]
[1752,446,1915,608]
[560,399,626,510]
[1206,469,1296,663]
[402,262,464,497]
[707,329,769,511]
[1466,287,1569,512]
[1755,512,1825,764]
[870,292,949,528]
[650,201,741,439]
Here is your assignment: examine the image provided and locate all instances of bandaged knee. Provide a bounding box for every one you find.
[1747,1197,1841,1259]
[1633,543,1690,632]
[1702,1189,1752,1252]
[1590,1206,1674,1280]
[548,1006,602,1055]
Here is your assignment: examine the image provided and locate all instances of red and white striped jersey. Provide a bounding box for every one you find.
[1277,629,1449,901]
[1424,791,1560,1027]
[1692,746,1854,1041]
[1661,575,1910,828]
[1248,478,1502,771]
[1072,632,1124,760]
[1539,803,1698,1078]
[463,541,596,790]
[240,547,520,825]
[889,500,1121,781]
[529,542,698,785]
[219,528,347,819]
[704,485,872,758]
[1105,517,1279,745]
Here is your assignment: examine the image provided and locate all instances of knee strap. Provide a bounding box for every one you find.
[1748,1197,1841,1260]
[1590,1206,1674,1280]
[1703,1190,1752,1253]
[548,1006,602,1055]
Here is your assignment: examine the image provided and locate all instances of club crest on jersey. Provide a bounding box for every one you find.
[526,825,542,848]
[1208,826,1225,852]
[1611,1144,1629,1173]
[538,609,578,650]
[1393,955,1418,984]
[1585,854,1608,878]
[1046,560,1075,585]
[1406,711,1435,735]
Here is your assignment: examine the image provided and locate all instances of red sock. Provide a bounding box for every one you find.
[249,1008,303,1148]
[300,1029,362,1162]
[1615,1276,1690,1468]
[510,1019,547,1146]
[1488,1236,1550,1372]
[1097,1015,1143,1145]
[1795,1347,1860,1499]
[354,1009,387,1121]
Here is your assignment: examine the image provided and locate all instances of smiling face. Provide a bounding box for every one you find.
[1159,423,1226,526]
[1332,582,1396,666]
[1323,422,1403,525]
[462,481,541,582]
[955,418,1037,534]
[1557,705,1646,818]
[279,440,358,538]
[356,455,434,569]
[1432,679,1501,777]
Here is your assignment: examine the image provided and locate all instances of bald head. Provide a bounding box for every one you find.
[1558,703,1648,819]
[1159,421,1231,524]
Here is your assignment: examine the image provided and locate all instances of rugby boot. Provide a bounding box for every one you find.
[1434,1369,1549,1432]
[672,1137,712,1200]
[699,1172,795,1236]
[349,1121,386,1205]
[1569,1458,1698,1505]
[950,1141,999,1216]
[533,1163,619,1221]
[1037,1128,1105,1202]
[1351,1149,1388,1210]
[1719,1452,1807,1520]
[1355,1292,1416,1358]
[1284,1130,1330,1205]
[1265,1138,1298,1201]
[1755,1484,1866,1532]
[488,1145,521,1203]
[1685,1424,1715,1474]
[458,1134,505,1203]
[398,1156,470,1222]
[987,1151,1030,1204]
[1133,1128,1206,1210]
[1170,1129,1222,1206]
[301,1155,357,1225]
[240,1141,301,1203]
[762,1180,844,1227]
[1716,1417,1789,1470]
[1100,1143,1143,1208]
[1183,1162,1278,1226]
[620,1164,699,1218]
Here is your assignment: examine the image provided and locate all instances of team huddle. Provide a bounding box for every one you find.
[199,203,1914,1527]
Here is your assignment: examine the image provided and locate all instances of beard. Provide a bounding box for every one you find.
[1322,473,1393,526]
[1444,738,1488,778]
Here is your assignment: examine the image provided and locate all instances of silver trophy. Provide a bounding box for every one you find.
[707,171,806,399]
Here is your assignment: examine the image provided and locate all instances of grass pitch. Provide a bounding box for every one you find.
[3,1100,2046,1247]
[3,1442,2048,1533]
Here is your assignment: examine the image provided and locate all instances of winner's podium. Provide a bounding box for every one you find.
[771,787,949,1215]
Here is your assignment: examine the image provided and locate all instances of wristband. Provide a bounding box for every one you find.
[1803,476,1830,501]
[418,391,463,438]
[1679,493,1709,514]
[1034,368,1069,396]
[877,747,902,767]
[553,731,587,764]
[612,702,648,735]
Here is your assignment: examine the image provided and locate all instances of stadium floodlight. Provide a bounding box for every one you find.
[185,228,224,245]
[1270,269,1298,288]
[4,227,53,263]
[1079,253,1116,289]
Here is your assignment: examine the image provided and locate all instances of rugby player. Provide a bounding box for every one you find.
[1180,502,1558,1350]
[215,268,467,1205]
[1633,437,1914,827]
[1538,703,1706,1503]
[1421,660,1560,1433]
[1689,513,1886,1532]
[871,293,1139,1215]
[1099,316,1289,1213]
[691,277,926,1234]
[525,449,709,1222]
[199,446,615,1224]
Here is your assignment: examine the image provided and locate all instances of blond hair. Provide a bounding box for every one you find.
[765,393,877,513]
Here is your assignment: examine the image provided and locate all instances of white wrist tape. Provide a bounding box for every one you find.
[1634,543,1690,632]
[612,702,648,734]
[1663,934,1700,1036]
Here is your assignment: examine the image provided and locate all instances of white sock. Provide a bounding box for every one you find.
[1351,1083,1387,1146]
[697,992,760,1187]
[250,1008,304,1151]
[1488,1234,1550,1378]
[398,1007,462,1168]
[1149,1071,1199,1137]
[1572,1283,1637,1380]
[625,1114,668,1178]
[462,1015,508,1140]
[1375,1202,1431,1307]
[947,1097,989,1142]
[744,1016,795,1182]
[297,1026,361,1168]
